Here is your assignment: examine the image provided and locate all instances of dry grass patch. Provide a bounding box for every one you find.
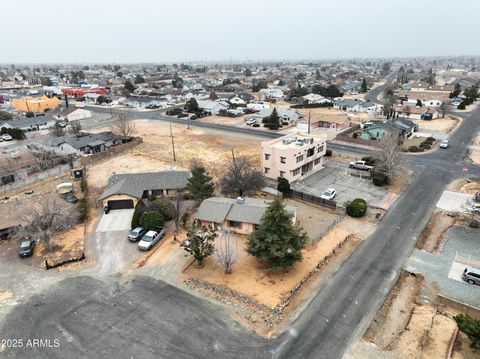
[90,120,262,181]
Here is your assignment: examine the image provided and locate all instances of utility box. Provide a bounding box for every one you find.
[71,168,84,180]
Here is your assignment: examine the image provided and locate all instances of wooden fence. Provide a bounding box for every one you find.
[80,137,142,166]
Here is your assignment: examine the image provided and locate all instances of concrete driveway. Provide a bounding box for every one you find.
[96,209,134,232]
[292,159,395,209]
[436,190,472,212]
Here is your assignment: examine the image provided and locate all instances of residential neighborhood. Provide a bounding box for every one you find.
[0,2,479,359]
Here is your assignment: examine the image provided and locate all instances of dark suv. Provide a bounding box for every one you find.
[19,238,35,258]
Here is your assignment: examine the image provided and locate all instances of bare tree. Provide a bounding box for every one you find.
[111,113,135,142]
[51,124,65,137]
[375,134,405,179]
[382,86,397,115]
[439,101,449,118]
[220,153,265,197]
[405,106,411,119]
[70,120,82,136]
[214,231,239,274]
[17,199,76,251]
[27,143,69,171]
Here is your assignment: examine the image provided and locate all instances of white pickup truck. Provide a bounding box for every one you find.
[138,227,166,251]
[349,160,374,171]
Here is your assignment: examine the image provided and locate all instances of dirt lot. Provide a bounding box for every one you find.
[197,114,249,126]
[412,115,461,134]
[447,178,480,196]
[401,136,426,150]
[89,120,263,187]
[354,271,478,359]
[416,209,469,252]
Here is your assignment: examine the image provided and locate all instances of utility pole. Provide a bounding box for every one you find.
[308,110,311,134]
[170,122,176,162]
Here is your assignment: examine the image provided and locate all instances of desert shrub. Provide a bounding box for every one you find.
[419,142,432,150]
[346,198,368,218]
[457,101,466,110]
[469,219,480,229]
[131,199,145,229]
[408,146,424,152]
[77,198,89,223]
[426,136,436,142]
[140,211,165,229]
[153,197,175,221]
[80,178,88,193]
[352,132,359,139]
[372,172,387,186]
[454,313,480,349]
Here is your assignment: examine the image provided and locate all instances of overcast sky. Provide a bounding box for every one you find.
[1,0,479,63]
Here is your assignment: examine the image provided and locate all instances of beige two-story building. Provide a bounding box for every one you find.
[261,132,327,182]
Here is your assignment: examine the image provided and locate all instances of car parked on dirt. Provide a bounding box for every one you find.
[138,227,166,251]
[472,203,480,214]
[19,238,35,258]
[63,192,79,203]
[320,188,337,200]
[128,227,149,242]
[246,118,257,126]
[462,267,480,285]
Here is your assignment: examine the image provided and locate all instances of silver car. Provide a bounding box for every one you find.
[462,267,480,285]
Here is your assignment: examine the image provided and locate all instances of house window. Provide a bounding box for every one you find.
[296,155,304,163]
[264,167,270,174]
[280,156,286,164]
[279,171,285,178]
[152,189,164,196]
[317,145,324,153]
[229,221,241,229]
[314,158,321,165]
[264,153,270,160]
[292,168,301,176]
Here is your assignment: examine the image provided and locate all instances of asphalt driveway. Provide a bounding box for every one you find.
[292,159,394,209]
[96,209,135,232]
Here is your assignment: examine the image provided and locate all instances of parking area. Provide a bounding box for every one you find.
[406,226,480,307]
[292,159,395,208]
[436,190,473,212]
[96,209,134,233]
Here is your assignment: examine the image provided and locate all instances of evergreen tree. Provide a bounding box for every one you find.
[124,80,135,93]
[266,107,280,128]
[185,98,199,113]
[247,197,308,271]
[187,164,215,201]
[360,78,368,93]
